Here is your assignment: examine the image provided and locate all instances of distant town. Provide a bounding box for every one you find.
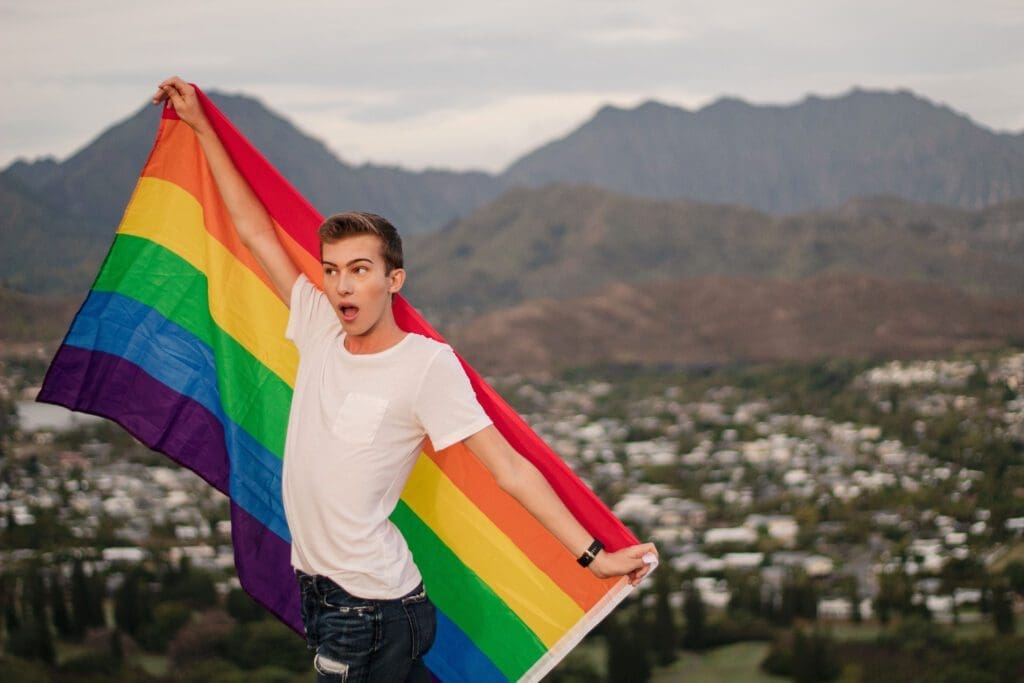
[1,349,1022,680]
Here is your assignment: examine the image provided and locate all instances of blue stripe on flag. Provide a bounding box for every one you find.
[65,290,291,542]
[425,609,508,682]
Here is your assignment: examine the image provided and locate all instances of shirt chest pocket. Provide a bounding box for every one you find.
[332,393,390,446]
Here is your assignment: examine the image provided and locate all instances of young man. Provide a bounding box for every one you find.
[154,77,656,682]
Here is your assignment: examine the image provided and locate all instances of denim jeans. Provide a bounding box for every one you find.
[297,571,437,682]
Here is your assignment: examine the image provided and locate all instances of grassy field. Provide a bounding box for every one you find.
[651,642,786,683]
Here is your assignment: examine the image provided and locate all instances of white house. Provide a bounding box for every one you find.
[705,526,757,546]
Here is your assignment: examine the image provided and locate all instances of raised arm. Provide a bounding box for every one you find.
[152,77,299,304]
[464,425,657,585]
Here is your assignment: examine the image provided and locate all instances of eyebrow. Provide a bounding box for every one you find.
[321,258,375,267]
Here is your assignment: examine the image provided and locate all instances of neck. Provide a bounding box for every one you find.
[343,314,406,355]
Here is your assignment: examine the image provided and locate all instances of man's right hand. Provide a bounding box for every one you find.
[153,76,210,134]
[150,75,300,304]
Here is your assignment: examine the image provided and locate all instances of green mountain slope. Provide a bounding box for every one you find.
[404,185,1024,315]
[447,273,1024,375]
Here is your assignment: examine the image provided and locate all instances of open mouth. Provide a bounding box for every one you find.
[339,305,359,322]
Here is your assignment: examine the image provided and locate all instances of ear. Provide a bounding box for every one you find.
[387,268,406,294]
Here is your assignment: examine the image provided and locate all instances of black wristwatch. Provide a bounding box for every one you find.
[577,539,604,567]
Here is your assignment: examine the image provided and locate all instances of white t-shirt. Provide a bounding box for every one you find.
[281,275,492,598]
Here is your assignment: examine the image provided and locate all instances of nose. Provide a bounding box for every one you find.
[335,272,353,296]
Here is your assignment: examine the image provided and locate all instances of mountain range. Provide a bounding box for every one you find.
[1,93,499,293]
[5,86,1024,295]
[404,185,1024,314]
[3,86,1024,372]
[446,273,1024,375]
[505,89,1024,213]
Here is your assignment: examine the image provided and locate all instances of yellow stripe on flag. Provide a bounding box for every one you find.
[402,455,585,647]
[119,176,297,386]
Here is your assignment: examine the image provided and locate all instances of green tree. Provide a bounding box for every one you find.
[226,588,266,623]
[681,581,706,649]
[110,627,124,663]
[779,572,818,624]
[728,572,764,619]
[49,572,73,638]
[650,571,677,665]
[4,600,19,635]
[629,606,652,682]
[160,557,218,608]
[168,609,236,673]
[875,568,912,625]
[604,615,650,683]
[762,627,840,682]
[223,619,310,672]
[5,615,55,664]
[26,569,46,623]
[114,568,153,638]
[4,571,55,665]
[1004,560,1024,595]
[991,581,1015,635]
[790,628,840,683]
[70,558,104,633]
[138,601,193,651]
[847,578,863,624]
[604,619,630,683]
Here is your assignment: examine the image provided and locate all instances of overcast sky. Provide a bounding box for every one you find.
[2,1,1022,173]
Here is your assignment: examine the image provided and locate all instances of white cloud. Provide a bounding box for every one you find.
[285,87,710,172]
[1,1,1022,168]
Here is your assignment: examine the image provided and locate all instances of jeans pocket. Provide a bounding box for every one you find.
[405,596,437,659]
[316,606,381,678]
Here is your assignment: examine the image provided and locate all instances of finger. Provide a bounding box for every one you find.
[154,85,179,110]
[154,77,192,105]
[637,542,658,557]
[629,567,649,585]
[158,75,188,93]
[161,85,192,114]
[153,83,182,107]
[152,85,170,104]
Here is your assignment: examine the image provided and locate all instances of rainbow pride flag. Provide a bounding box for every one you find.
[38,88,640,681]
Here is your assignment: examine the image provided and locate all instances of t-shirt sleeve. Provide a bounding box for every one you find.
[285,273,338,349]
[415,347,493,451]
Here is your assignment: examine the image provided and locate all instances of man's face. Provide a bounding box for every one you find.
[321,234,404,337]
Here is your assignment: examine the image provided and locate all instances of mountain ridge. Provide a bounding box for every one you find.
[3,92,502,234]
[404,184,1024,315]
[446,272,1024,375]
[5,86,1024,298]
[503,87,1024,213]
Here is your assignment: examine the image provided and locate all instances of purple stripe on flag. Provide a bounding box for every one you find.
[38,344,231,493]
[231,501,302,633]
[38,345,302,629]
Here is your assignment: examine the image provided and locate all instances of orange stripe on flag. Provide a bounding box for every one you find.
[423,441,618,611]
[143,118,322,286]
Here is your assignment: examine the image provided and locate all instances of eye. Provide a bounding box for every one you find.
[354,266,369,275]
[323,266,337,276]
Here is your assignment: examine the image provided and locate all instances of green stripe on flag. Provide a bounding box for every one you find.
[392,500,547,680]
[94,234,292,458]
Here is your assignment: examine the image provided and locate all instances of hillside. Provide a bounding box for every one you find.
[503,89,1024,213]
[0,174,107,294]
[0,287,81,344]
[404,185,1024,314]
[0,93,501,287]
[447,273,1024,375]
[5,86,1024,302]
